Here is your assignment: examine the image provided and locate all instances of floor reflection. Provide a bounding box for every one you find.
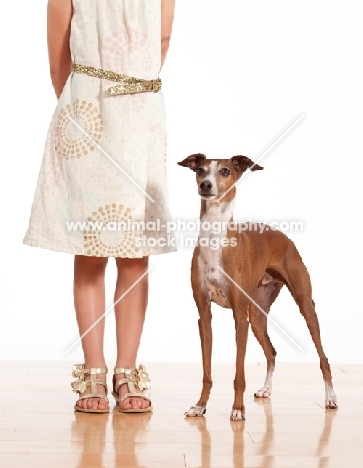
[316,408,338,468]
[71,409,152,468]
[71,411,109,468]
[112,409,152,468]
[184,416,212,467]
[70,398,338,467]
[184,412,248,467]
[230,416,248,467]
[253,398,275,468]
[182,398,338,468]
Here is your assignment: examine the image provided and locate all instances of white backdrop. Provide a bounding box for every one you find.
[0,0,362,364]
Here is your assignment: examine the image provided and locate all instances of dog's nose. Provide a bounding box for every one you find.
[199,180,212,192]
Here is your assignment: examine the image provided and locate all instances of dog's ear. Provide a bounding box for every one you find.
[178,153,206,172]
[231,155,263,173]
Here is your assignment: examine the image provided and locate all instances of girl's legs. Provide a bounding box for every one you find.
[73,255,109,411]
[114,256,150,410]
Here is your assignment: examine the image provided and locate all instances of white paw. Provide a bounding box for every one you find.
[184,405,206,417]
[325,397,338,409]
[254,387,271,398]
[325,384,338,409]
[230,409,246,421]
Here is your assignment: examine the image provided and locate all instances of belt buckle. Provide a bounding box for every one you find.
[152,79,161,93]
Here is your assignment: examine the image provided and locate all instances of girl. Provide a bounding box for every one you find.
[24,0,176,413]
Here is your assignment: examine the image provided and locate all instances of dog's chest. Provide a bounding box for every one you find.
[197,202,233,309]
[199,256,231,308]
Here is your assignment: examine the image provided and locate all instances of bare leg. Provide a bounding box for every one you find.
[114,256,150,410]
[73,255,109,411]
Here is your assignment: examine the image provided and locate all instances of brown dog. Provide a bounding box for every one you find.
[178,153,337,420]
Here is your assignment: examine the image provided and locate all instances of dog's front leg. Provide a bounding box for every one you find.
[185,258,212,417]
[185,297,212,417]
[231,302,250,421]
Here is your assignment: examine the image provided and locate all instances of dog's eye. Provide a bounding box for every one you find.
[196,167,205,175]
[220,168,231,177]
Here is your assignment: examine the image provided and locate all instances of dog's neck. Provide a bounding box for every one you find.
[200,197,235,219]
[199,198,235,238]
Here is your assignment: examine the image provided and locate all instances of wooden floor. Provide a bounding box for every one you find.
[0,361,362,467]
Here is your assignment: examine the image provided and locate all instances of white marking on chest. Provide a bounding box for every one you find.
[198,170,235,308]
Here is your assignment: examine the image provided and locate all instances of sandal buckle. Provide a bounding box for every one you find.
[134,365,151,391]
[71,364,90,394]
[71,378,88,394]
[72,363,87,379]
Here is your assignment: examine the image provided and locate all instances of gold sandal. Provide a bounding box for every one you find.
[71,364,110,413]
[112,364,153,413]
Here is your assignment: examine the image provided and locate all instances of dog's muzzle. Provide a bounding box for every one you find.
[199,179,217,198]
[199,180,213,193]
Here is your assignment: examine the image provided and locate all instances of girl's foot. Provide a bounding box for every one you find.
[116,373,150,410]
[72,364,110,413]
[113,366,152,412]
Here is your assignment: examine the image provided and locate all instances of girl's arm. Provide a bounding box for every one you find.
[161,0,175,69]
[47,0,73,99]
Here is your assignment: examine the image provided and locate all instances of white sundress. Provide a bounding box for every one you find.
[23,0,177,258]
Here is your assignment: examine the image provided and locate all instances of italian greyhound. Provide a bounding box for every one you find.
[178,153,338,421]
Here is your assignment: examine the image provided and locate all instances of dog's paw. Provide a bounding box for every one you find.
[184,405,206,417]
[325,397,338,409]
[325,384,338,409]
[230,409,246,421]
[254,387,272,398]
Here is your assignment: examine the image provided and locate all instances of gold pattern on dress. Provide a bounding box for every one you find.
[72,63,162,95]
[55,99,103,160]
[83,203,140,257]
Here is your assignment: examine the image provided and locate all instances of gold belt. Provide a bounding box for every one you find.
[71,63,162,96]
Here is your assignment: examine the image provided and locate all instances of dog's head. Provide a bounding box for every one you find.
[178,154,263,201]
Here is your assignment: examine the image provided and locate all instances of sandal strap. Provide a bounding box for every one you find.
[119,392,151,405]
[112,364,151,401]
[71,363,108,396]
[113,377,130,393]
[72,364,108,378]
[113,365,151,392]
[76,394,109,403]
[113,364,147,375]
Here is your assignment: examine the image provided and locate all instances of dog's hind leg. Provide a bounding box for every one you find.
[249,277,283,398]
[284,258,338,409]
[299,298,337,408]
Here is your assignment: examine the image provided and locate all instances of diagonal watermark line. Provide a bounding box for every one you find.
[217,266,305,353]
[218,115,304,202]
[65,265,154,354]
[66,114,155,203]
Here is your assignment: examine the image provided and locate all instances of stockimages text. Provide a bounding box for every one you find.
[66,218,304,250]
